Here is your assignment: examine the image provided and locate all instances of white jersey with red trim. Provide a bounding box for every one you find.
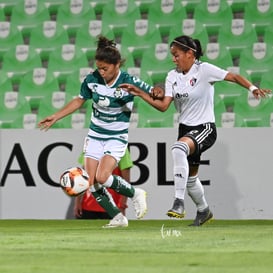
[165,61,228,126]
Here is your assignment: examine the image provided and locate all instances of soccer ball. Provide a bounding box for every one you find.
[59,167,89,197]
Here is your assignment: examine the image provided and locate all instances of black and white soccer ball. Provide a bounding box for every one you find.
[59,167,89,197]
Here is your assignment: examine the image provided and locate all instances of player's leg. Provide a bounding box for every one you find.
[99,140,147,219]
[167,139,191,218]
[101,159,147,219]
[187,174,213,226]
[89,178,129,228]
[187,123,216,226]
[84,138,127,227]
[187,173,208,212]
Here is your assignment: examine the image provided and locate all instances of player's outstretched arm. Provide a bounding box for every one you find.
[38,97,85,131]
[119,83,165,99]
[74,195,83,218]
[225,72,272,99]
[119,83,172,112]
[38,114,58,131]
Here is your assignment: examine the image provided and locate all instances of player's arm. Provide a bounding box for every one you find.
[126,75,165,99]
[74,194,84,218]
[38,97,86,131]
[224,72,271,99]
[120,83,172,112]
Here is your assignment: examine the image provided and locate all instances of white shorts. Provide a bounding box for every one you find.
[83,137,127,163]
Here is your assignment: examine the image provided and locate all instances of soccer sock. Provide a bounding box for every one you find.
[171,141,189,200]
[90,184,120,218]
[104,175,135,198]
[187,175,208,212]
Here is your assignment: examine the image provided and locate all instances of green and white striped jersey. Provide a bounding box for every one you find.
[79,69,153,143]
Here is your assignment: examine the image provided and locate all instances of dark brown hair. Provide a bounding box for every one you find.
[95,36,125,66]
[170,35,203,60]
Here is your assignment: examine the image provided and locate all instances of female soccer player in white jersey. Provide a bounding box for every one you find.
[38,36,163,228]
[120,35,271,226]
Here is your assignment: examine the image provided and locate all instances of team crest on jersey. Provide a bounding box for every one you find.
[189,77,197,86]
[114,87,123,98]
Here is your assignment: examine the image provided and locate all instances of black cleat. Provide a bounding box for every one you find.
[189,207,213,226]
[166,198,185,218]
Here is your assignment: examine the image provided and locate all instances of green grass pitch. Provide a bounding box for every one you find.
[0,219,273,273]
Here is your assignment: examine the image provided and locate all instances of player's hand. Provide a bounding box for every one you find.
[252,88,271,99]
[74,207,82,218]
[119,84,165,100]
[150,86,165,100]
[74,197,83,218]
[38,115,57,131]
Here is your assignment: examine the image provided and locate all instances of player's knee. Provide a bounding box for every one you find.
[171,141,190,157]
[96,172,111,184]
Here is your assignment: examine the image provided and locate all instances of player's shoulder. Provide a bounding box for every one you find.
[166,67,179,81]
[118,70,135,82]
[197,60,222,71]
[85,70,102,83]
[119,70,152,91]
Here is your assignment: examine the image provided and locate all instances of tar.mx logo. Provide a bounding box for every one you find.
[160,224,182,239]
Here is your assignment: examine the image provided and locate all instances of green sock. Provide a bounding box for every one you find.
[91,188,120,218]
[110,175,135,198]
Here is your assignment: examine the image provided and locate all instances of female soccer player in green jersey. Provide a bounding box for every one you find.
[38,36,163,228]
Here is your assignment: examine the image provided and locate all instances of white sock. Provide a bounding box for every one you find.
[187,175,208,211]
[94,183,103,190]
[103,175,114,187]
[172,141,189,200]
[89,185,96,192]
[90,183,116,206]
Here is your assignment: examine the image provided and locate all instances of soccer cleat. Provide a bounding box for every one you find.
[103,212,128,228]
[131,188,147,219]
[189,207,213,226]
[166,198,185,218]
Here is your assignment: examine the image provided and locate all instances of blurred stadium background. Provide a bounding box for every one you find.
[0,0,272,129]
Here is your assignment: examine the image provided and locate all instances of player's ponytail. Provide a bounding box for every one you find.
[193,39,203,60]
[95,36,125,66]
[97,35,117,50]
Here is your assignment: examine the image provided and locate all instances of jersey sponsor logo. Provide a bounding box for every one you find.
[173,81,190,99]
[175,92,189,99]
[93,108,117,121]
